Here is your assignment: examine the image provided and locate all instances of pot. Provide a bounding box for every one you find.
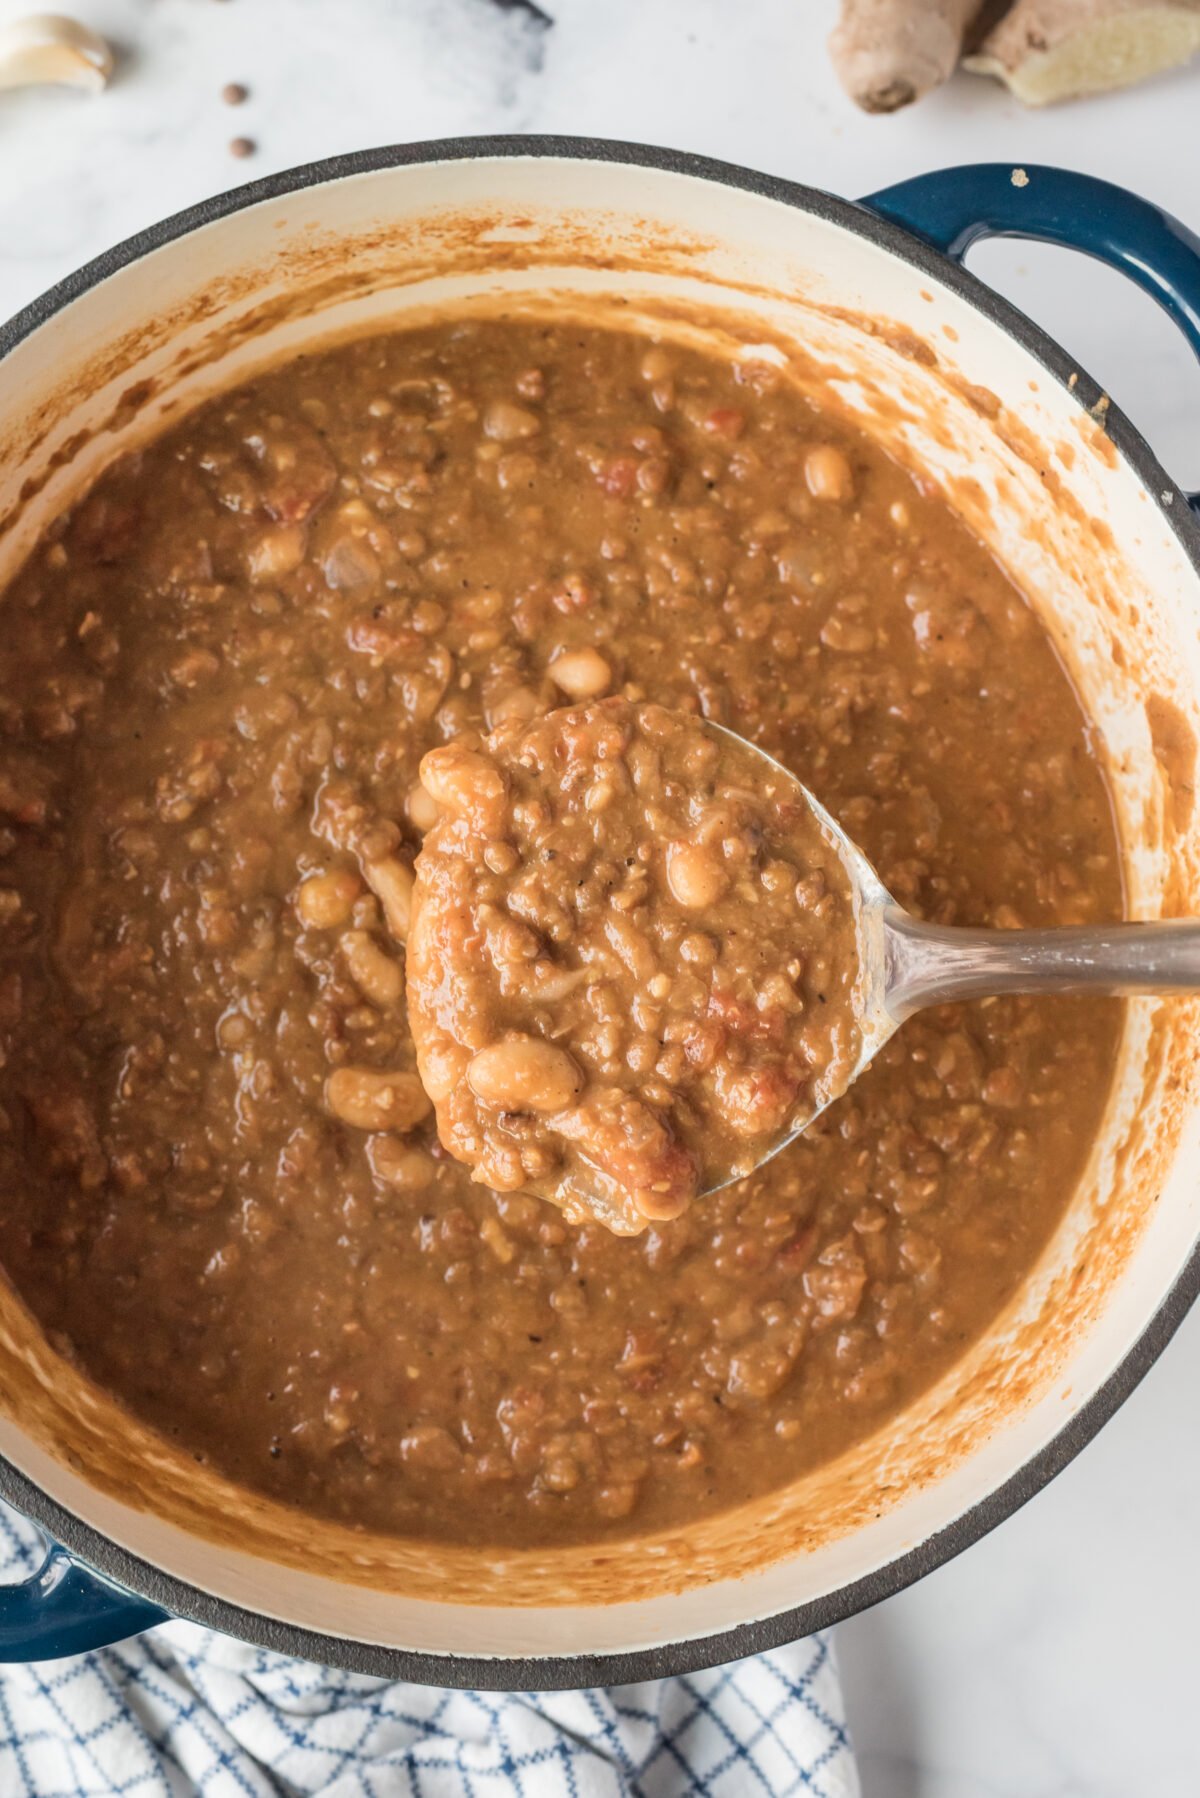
[0,139,1197,1686]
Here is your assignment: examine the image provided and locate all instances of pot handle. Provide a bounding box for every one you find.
[0,1540,167,1660]
[859,163,1200,513]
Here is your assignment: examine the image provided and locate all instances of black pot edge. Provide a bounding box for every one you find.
[0,132,1197,1687]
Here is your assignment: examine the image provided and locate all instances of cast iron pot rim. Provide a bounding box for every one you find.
[0,133,1197,1688]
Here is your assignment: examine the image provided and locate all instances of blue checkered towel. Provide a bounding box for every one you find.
[0,1503,857,1797]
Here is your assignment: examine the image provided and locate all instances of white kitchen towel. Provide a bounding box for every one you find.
[0,1502,858,1798]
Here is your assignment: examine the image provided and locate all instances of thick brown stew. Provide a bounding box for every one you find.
[0,318,1120,1547]
[409,699,864,1233]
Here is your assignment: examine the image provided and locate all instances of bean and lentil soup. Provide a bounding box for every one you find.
[409,699,862,1233]
[0,317,1121,1545]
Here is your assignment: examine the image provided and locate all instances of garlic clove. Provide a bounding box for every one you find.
[0,13,114,94]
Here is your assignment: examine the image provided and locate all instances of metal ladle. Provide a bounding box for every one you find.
[705,723,1200,1187]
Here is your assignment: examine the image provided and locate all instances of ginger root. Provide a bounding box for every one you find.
[963,0,1200,104]
[830,0,985,111]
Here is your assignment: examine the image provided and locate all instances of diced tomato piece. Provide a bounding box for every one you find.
[596,456,639,498]
[702,408,746,440]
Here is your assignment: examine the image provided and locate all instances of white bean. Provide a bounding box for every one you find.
[405,782,441,834]
[483,400,540,442]
[296,868,362,930]
[549,647,612,700]
[363,855,414,942]
[326,1067,430,1132]
[468,1035,582,1113]
[419,744,508,836]
[341,930,403,1007]
[804,444,855,503]
[665,840,728,909]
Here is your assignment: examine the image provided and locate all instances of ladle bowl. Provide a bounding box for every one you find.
[702,723,1200,1195]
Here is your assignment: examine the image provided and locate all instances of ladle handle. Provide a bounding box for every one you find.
[883,907,1200,1022]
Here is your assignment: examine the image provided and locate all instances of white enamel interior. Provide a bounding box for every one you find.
[0,152,1197,1663]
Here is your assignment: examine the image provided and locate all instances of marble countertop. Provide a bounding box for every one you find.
[0,1,1197,1791]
